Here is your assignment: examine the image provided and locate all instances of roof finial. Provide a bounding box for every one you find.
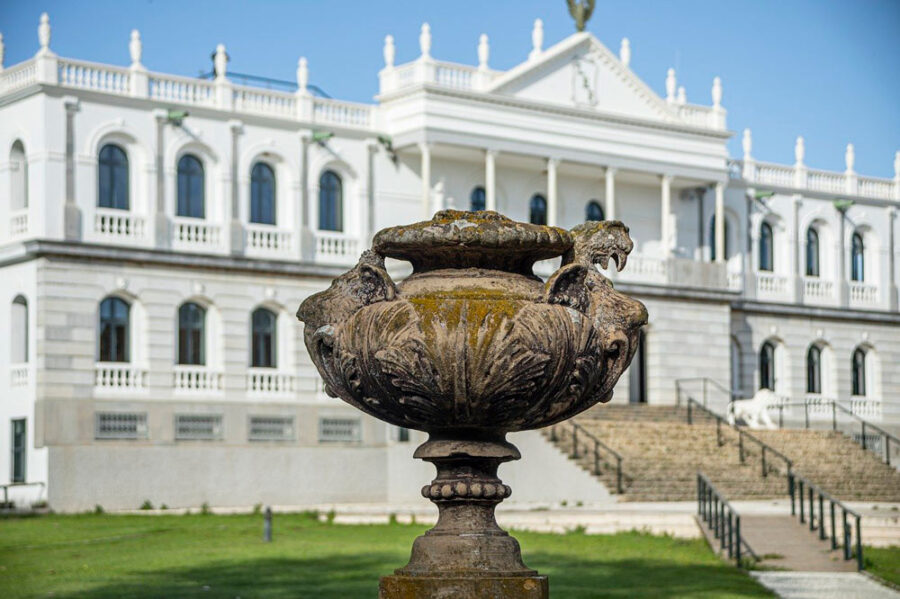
[845,143,855,174]
[383,35,395,69]
[419,23,432,59]
[711,76,722,109]
[129,30,143,68]
[665,68,676,103]
[567,0,596,32]
[478,34,489,71]
[0,33,5,72]
[619,38,631,67]
[742,129,752,160]
[296,57,308,95]
[37,12,51,55]
[794,136,805,167]
[530,19,544,59]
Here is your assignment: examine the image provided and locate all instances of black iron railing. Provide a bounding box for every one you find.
[550,421,625,494]
[788,472,864,571]
[697,472,758,567]
[773,400,898,467]
[684,397,793,491]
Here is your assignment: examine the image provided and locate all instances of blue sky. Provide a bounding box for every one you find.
[2,0,898,177]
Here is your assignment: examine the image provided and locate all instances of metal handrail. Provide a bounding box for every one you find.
[684,396,794,491]
[697,472,758,567]
[675,377,738,408]
[788,472,864,571]
[772,400,898,466]
[550,420,626,494]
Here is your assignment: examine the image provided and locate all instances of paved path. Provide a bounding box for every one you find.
[740,515,856,571]
[751,572,900,599]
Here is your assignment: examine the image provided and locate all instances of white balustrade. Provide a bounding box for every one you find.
[0,60,37,94]
[807,169,844,193]
[727,271,743,291]
[618,254,667,284]
[434,63,474,89]
[392,63,418,88]
[755,163,794,187]
[149,74,216,107]
[312,98,372,128]
[247,369,298,395]
[172,218,221,250]
[756,272,789,298]
[245,224,293,254]
[94,363,147,391]
[849,397,882,420]
[678,104,716,129]
[803,394,837,419]
[857,177,893,199]
[9,209,28,237]
[803,277,835,304]
[233,86,296,117]
[10,364,29,387]
[849,282,878,307]
[314,231,360,264]
[174,366,222,392]
[58,59,130,94]
[94,209,145,241]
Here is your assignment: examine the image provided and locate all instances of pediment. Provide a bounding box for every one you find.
[488,33,677,124]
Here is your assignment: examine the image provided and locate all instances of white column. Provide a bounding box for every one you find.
[419,143,431,219]
[660,175,672,257]
[485,150,497,211]
[605,167,616,221]
[714,182,725,263]
[547,158,559,227]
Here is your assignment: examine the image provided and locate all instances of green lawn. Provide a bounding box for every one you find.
[0,512,776,598]
[866,546,900,588]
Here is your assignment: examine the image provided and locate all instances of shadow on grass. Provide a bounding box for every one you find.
[52,553,772,599]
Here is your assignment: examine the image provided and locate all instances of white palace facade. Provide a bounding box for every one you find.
[0,14,898,510]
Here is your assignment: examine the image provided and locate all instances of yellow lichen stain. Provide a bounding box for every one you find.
[408,288,525,348]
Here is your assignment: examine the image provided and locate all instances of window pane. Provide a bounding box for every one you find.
[99,297,129,362]
[251,308,276,368]
[319,171,343,231]
[851,233,864,282]
[98,145,129,210]
[178,303,206,365]
[251,163,276,225]
[759,223,773,272]
[177,155,205,218]
[470,187,486,212]
[529,195,547,226]
[806,228,819,277]
[586,201,604,222]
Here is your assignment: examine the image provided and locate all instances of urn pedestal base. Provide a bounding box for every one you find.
[378,574,549,599]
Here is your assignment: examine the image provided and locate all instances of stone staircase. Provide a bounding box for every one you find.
[546,404,900,502]
[753,429,900,502]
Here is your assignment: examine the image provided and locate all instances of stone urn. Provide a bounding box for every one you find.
[298,210,646,599]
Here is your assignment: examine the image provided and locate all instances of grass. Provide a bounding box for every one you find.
[866,546,900,587]
[0,512,777,598]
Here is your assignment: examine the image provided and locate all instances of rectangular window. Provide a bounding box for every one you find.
[318,417,361,443]
[95,412,148,440]
[11,419,26,483]
[175,414,223,441]
[249,416,294,442]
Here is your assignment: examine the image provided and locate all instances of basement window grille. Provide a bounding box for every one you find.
[95,412,148,440]
[318,417,361,443]
[249,416,295,442]
[175,414,223,441]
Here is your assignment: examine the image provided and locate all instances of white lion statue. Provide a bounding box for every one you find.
[727,389,779,430]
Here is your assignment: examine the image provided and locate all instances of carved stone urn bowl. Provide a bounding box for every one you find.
[298,210,646,599]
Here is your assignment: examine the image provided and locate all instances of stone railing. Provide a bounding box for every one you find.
[314,230,360,264]
[58,58,130,94]
[849,397,882,420]
[434,63,475,89]
[380,59,501,95]
[94,363,147,391]
[618,254,667,284]
[233,85,296,118]
[0,59,37,94]
[727,271,743,291]
[149,72,216,107]
[802,277,836,304]
[171,218,222,250]
[173,365,222,392]
[10,364,29,387]
[9,209,29,237]
[94,208,145,241]
[245,224,293,254]
[677,104,725,130]
[247,369,298,395]
[849,282,879,307]
[312,97,373,128]
[737,160,897,201]
[756,272,789,299]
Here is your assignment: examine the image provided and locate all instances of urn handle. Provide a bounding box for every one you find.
[562,220,635,271]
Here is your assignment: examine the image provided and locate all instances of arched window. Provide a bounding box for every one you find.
[251,308,277,368]
[318,170,343,231]
[806,345,821,394]
[250,162,276,225]
[99,297,130,362]
[806,227,820,277]
[586,200,604,222]
[98,144,129,210]
[759,341,775,390]
[177,154,205,218]
[470,186,486,212]
[529,194,547,226]
[11,295,28,364]
[851,232,864,282]
[10,140,28,210]
[851,348,867,397]
[178,302,206,365]
[759,222,774,272]
[709,216,732,261]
